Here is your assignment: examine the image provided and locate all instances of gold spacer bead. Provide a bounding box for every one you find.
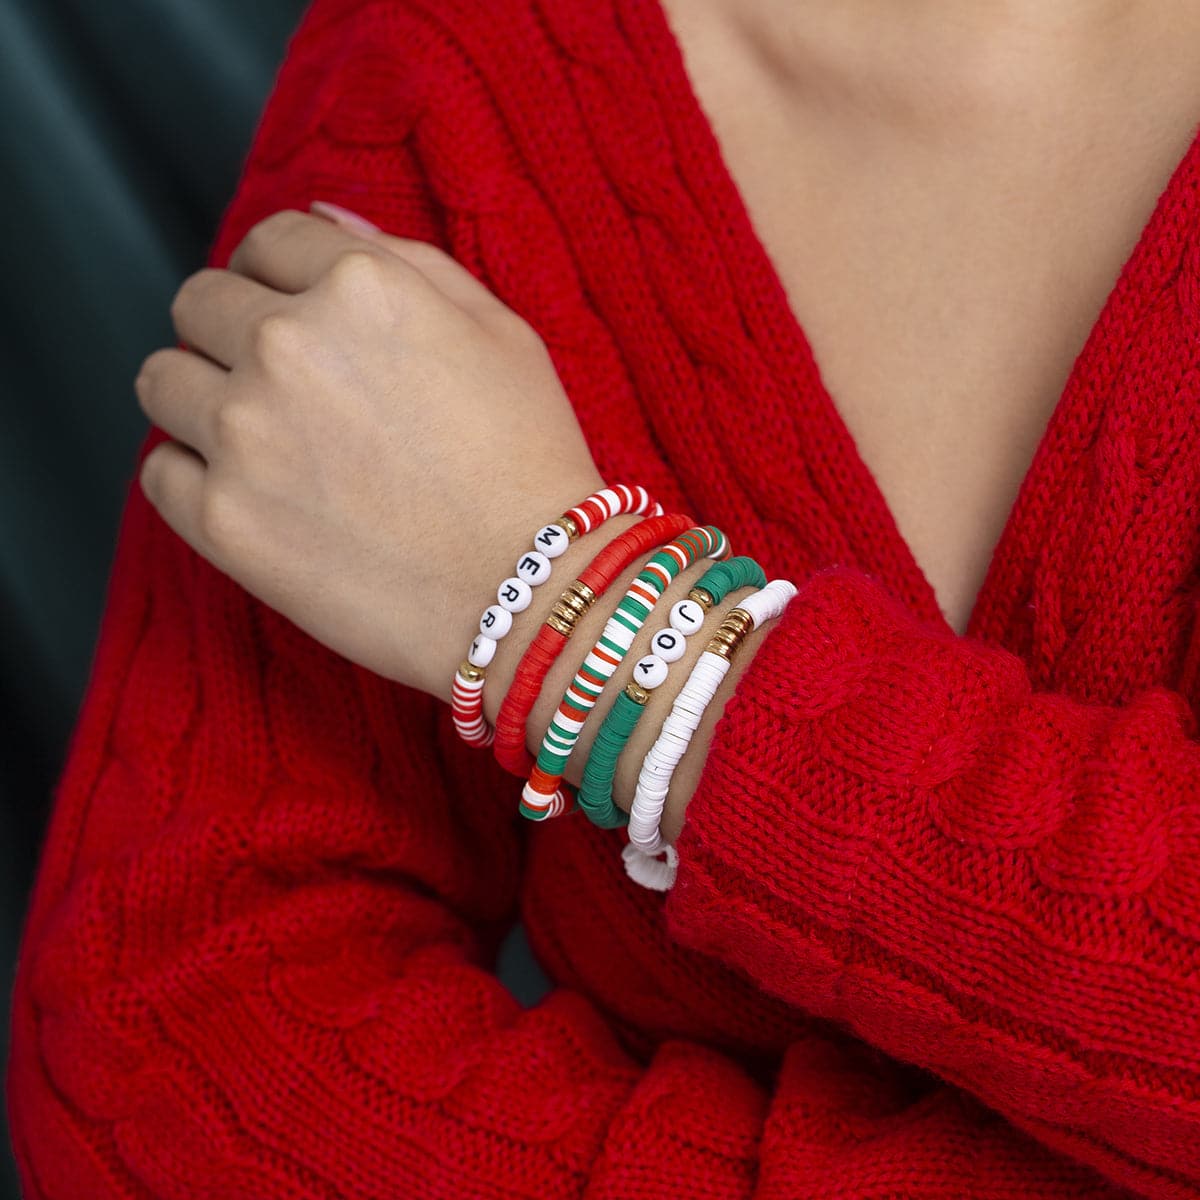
[704,608,754,660]
[458,660,486,682]
[688,586,715,609]
[566,579,596,607]
[625,681,651,705]
[557,514,580,540]
[546,578,597,635]
[546,611,576,636]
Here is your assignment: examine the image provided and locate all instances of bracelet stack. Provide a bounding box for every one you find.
[448,480,797,889]
[518,525,731,821]
[492,512,697,796]
[451,485,662,748]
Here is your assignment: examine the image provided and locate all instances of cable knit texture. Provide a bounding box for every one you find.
[9,0,1200,1196]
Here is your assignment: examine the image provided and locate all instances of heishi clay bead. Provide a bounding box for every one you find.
[468,635,498,668]
[632,653,669,690]
[515,550,552,586]
[497,576,533,613]
[480,604,513,638]
[649,626,686,662]
[669,598,706,634]
[739,578,799,627]
[533,523,571,558]
[693,555,769,604]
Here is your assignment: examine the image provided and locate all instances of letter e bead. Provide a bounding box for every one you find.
[516,551,552,586]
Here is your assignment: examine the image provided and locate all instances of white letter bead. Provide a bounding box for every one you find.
[468,634,497,668]
[633,654,669,690]
[533,523,570,558]
[649,627,685,662]
[480,604,513,639]
[669,598,706,634]
[497,576,533,613]
[515,550,552,585]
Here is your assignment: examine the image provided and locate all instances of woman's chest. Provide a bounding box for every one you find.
[651,0,1200,635]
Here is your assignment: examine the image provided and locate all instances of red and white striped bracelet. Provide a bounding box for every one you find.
[450,485,663,747]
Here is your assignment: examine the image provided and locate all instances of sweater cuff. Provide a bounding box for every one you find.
[662,564,953,1006]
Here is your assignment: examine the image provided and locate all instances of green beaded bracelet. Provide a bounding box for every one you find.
[576,554,768,829]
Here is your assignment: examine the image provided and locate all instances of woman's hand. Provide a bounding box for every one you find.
[134,207,604,699]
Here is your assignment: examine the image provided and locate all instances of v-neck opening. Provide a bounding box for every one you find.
[628,0,1200,641]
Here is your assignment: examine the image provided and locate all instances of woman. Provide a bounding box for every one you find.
[9,0,1200,1195]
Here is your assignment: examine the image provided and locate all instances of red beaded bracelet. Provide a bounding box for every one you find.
[491,512,696,789]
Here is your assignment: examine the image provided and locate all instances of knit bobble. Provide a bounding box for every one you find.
[480,605,513,638]
[498,577,533,613]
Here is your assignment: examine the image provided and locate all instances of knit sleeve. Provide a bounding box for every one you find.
[664,561,1200,1200]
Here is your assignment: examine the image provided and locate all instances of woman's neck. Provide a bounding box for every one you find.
[705,0,1199,133]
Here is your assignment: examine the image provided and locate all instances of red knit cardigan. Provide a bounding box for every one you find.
[10,0,1200,1196]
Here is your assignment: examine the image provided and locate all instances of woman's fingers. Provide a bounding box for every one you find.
[134,347,226,462]
[137,436,210,554]
[229,209,360,293]
[169,268,281,369]
[231,207,508,322]
[360,230,512,321]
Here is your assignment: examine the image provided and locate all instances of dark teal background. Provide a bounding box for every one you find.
[3,3,552,1189]
[2,2,312,1189]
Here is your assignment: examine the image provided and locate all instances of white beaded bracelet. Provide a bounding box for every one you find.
[450,485,662,747]
[622,578,799,892]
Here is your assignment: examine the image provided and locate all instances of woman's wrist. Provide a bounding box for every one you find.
[423,473,610,706]
[480,510,645,732]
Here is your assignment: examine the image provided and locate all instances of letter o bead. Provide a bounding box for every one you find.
[650,627,686,663]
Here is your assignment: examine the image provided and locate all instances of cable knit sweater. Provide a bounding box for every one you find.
[9,0,1200,1195]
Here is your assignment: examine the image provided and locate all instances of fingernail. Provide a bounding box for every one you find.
[310,200,381,236]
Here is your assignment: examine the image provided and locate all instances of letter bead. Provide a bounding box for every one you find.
[515,550,552,586]
[650,627,685,663]
[633,653,669,690]
[480,604,513,638]
[669,598,705,634]
[468,635,497,668]
[534,523,570,558]
[497,576,533,613]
